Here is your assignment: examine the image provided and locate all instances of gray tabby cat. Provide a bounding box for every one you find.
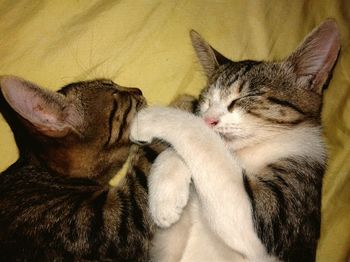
[130,19,340,261]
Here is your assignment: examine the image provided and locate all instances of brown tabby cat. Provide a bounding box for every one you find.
[0,76,159,261]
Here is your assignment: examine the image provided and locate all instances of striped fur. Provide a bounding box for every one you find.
[0,77,159,261]
[130,19,340,261]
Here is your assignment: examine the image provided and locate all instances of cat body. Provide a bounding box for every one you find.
[130,19,340,262]
[0,77,156,261]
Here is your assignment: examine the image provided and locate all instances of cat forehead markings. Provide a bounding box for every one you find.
[226,80,244,100]
[209,87,221,103]
[209,80,242,104]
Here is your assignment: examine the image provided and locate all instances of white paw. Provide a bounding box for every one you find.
[150,182,190,228]
[130,108,155,144]
[149,150,191,228]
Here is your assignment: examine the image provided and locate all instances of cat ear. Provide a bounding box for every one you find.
[286,19,341,94]
[0,76,82,137]
[190,30,231,79]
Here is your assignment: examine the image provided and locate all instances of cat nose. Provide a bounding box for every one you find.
[204,117,219,127]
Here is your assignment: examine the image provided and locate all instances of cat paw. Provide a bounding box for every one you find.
[150,191,189,228]
[149,149,191,228]
[130,108,158,145]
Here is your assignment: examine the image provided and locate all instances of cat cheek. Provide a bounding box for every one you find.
[199,103,209,114]
[223,110,243,126]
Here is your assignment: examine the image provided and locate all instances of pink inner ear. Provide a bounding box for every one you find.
[291,19,340,78]
[190,30,231,78]
[1,76,72,137]
[1,77,57,124]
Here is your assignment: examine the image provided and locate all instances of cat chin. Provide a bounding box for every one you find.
[215,132,251,150]
[226,141,249,152]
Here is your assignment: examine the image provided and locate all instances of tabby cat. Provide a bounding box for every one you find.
[0,77,158,261]
[130,19,340,261]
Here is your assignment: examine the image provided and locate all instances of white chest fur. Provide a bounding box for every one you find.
[234,126,325,174]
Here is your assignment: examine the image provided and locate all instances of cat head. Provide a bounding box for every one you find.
[0,76,145,180]
[191,19,340,150]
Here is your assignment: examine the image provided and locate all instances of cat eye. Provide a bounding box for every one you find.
[228,99,238,111]
[227,93,266,111]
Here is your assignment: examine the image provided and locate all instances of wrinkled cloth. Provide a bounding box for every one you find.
[0,1,349,261]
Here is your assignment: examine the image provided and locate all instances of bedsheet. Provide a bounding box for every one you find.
[0,1,349,261]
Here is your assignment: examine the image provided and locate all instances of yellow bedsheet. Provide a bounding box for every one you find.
[0,1,349,261]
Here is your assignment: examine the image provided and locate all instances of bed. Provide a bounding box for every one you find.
[0,1,349,261]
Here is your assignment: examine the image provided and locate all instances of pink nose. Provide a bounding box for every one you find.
[204,117,219,127]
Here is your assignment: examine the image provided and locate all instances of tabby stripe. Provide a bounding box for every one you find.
[226,63,252,88]
[38,194,74,223]
[272,221,284,255]
[242,171,255,209]
[226,64,242,87]
[269,164,289,175]
[116,191,129,245]
[105,100,119,147]
[88,190,108,256]
[128,177,147,235]
[115,96,133,144]
[66,192,93,242]
[34,193,86,246]
[261,179,286,206]
[247,110,303,125]
[262,179,287,254]
[238,79,247,93]
[10,191,71,223]
[262,179,287,243]
[105,192,128,257]
[243,172,269,251]
[133,166,148,191]
[253,179,285,255]
[275,175,289,188]
[267,97,306,115]
[238,62,259,92]
[244,92,267,98]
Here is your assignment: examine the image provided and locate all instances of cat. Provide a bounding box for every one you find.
[0,76,160,261]
[130,19,340,262]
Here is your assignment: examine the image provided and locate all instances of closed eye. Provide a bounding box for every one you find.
[227,99,238,111]
[227,92,266,111]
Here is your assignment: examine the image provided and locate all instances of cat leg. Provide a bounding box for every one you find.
[130,107,269,260]
[149,148,191,228]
